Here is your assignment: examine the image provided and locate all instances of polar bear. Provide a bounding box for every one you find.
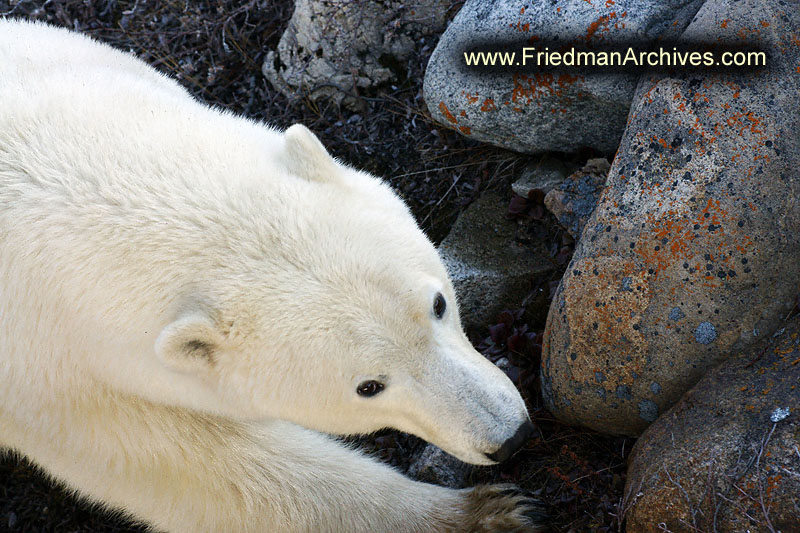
[0,19,545,532]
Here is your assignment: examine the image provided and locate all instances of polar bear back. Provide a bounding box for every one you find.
[0,19,184,96]
[0,19,301,262]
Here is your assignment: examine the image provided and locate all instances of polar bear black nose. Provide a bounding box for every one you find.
[485,421,535,463]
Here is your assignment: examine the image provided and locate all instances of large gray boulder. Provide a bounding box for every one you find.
[438,192,554,329]
[263,0,451,106]
[623,317,800,532]
[541,0,800,436]
[423,0,705,153]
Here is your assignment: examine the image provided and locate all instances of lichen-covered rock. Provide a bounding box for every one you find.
[623,318,800,532]
[544,158,610,239]
[541,0,800,436]
[438,192,554,329]
[263,0,450,106]
[423,0,705,153]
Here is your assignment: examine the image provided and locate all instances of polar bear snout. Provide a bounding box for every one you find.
[404,342,534,466]
[485,420,535,463]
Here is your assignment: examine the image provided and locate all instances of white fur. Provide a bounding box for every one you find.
[0,20,532,532]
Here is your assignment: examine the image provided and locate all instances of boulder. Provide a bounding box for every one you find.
[544,158,610,239]
[541,0,800,435]
[623,318,800,532]
[263,0,451,106]
[423,0,705,153]
[511,156,571,198]
[438,192,554,329]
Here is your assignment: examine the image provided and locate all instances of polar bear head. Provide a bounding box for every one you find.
[153,125,532,465]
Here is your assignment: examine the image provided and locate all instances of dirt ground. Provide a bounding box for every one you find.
[0,1,633,531]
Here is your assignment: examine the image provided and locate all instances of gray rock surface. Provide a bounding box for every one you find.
[439,192,554,329]
[511,156,571,198]
[423,0,706,153]
[407,444,471,488]
[624,317,800,532]
[541,0,800,436]
[544,158,609,239]
[263,0,451,106]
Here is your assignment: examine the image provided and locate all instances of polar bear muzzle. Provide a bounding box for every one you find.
[486,420,536,463]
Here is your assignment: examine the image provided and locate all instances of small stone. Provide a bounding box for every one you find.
[544,159,610,239]
[511,156,570,198]
[495,357,512,371]
[407,444,471,488]
[770,406,790,423]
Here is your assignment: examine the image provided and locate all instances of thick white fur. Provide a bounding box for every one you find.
[0,20,535,532]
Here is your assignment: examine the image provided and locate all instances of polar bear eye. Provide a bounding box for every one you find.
[433,292,446,319]
[356,380,385,397]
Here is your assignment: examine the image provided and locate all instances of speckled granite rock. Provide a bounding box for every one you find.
[623,319,800,532]
[263,0,450,106]
[544,158,610,239]
[438,192,554,329]
[541,0,800,436]
[423,0,705,153]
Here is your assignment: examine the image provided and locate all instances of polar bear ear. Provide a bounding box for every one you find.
[155,312,222,374]
[282,124,339,183]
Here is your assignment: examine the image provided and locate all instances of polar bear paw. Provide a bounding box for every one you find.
[460,484,548,532]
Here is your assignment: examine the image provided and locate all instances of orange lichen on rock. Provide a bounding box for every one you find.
[563,257,651,386]
[462,91,479,105]
[438,101,458,124]
[480,98,496,112]
[586,13,617,42]
[510,72,582,106]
